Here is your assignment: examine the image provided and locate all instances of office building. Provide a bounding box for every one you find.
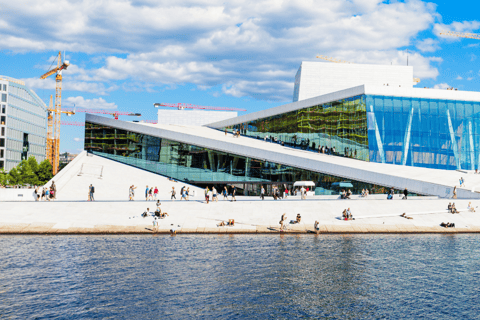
[0,76,47,171]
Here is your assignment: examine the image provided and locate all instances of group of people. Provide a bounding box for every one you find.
[202,186,237,203]
[361,189,369,197]
[278,213,302,230]
[144,185,160,201]
[34,181,56,201]
[342,208,354,220]
[447,202,459,214]
[340,189,352,199]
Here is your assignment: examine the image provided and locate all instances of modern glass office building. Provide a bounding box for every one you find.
[219,91,480,171]
[84,120,392,195]
[0,77,47,171]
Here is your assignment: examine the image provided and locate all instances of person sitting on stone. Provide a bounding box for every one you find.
[296,214,301,223]
[342,209,348,220]
[142,208,150,218]
[228,219,235,226]
[448,203,452,213]
[346,208,352,220]
[451,203,459,214]
[314,220,320,230]
[346,189,352,199]
[218,221,226,227]
[468,202,476,212]
[340,189,346,199]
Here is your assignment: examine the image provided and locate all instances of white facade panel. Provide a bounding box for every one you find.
[157,109,237,126]
[0,76,47,170]
[294,61,414,101]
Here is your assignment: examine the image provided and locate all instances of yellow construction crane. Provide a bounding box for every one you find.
[440,31,480,40]
[316,55,421,84]
[40,51,74,175]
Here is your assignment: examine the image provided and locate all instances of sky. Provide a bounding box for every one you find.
[0,0,480,153]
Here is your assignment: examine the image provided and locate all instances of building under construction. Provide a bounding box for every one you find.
[0,76,48,171]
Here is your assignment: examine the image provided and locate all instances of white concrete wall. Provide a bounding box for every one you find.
[157,109,237,126]
[296,61,414,101]
[0,188,37,201]
[44,150,205,201]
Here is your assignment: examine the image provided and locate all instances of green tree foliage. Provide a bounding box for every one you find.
[18,159,39,186]
[37,159,53,184]
[4,157,53,186]
[7,167,20,185]
[27,156,39,176]
[0,168,7,186]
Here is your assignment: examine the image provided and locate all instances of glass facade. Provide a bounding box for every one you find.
[224,94,480,171]
[84,121,392,195]
[367,95,480,170]
[227,95,369,161]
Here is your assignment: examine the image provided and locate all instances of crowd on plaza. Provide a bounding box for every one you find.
[33,181,57,201]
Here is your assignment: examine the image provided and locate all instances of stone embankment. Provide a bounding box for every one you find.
[1,196,480,234]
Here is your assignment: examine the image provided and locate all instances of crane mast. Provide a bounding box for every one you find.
[40,51,73,175]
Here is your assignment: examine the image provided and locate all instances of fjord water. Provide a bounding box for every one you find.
[1,235,479,319]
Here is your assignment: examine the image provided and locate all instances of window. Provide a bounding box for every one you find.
[1,105,5,113]
[0,138,4,147]
[1,127,4,136]
[1,94,6,102]
[0,149,3,158]
[2,84,6,91]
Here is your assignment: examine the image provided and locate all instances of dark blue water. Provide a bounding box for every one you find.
[1,234,479,319]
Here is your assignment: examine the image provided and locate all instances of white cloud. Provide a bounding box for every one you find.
[73,137,82,142]
[467,77,474,81]
[456,75,463,80]
[63,96,117,109]
[433,83,450,90]
[416,38,440,52]
[0,0,464,100]
[435,20,480,35]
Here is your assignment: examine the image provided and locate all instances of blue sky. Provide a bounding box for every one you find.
[0,0,479,153]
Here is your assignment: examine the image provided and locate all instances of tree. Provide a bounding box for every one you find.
[27,156,39,177]
[0,168,7,186]
[37,160,53,184]
[7,167,20,185]
[18,159,39,186]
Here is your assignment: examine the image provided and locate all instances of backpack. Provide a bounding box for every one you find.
[91,186,95,193]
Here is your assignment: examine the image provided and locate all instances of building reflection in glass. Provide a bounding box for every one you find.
[84,121,392,195]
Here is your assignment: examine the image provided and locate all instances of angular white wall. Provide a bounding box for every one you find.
[294,61,414,101]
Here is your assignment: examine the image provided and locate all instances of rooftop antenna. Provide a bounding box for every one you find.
[406,49,409,66]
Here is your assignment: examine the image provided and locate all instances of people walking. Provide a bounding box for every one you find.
[453,186,457,199]
[231,186,237,202]
[51,181,57,200]
[89,184,95,201]
[171,187,176,200]
[223,186,228,200]
[186,187,190,200]
[205,187,210,204]
[403,188,408,200]
[154,186,158,200]
[181,186,187,200]
[261,186,265,200]
[212,187,218,202]
[145,185,149,201]
[129,185,137,201]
